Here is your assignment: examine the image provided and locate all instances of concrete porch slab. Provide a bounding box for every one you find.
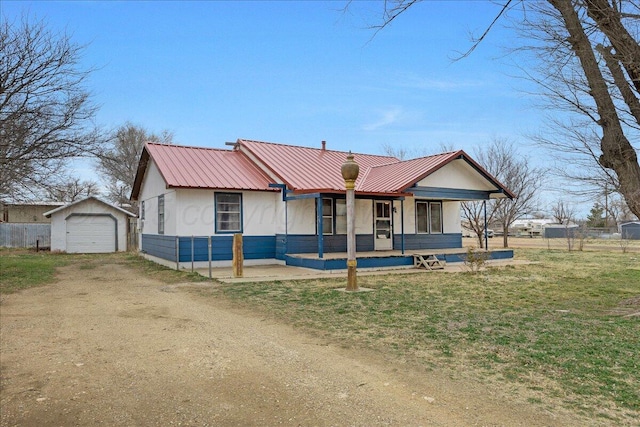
[195,258,532,284]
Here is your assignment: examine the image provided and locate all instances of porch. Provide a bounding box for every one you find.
[285,248,514,271]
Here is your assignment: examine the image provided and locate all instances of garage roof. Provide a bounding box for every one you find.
[43,197,136,218]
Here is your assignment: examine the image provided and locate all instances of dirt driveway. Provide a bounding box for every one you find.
[1,259,580,426]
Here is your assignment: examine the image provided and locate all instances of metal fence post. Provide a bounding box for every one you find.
[175,236,180,270]
[208,236,212,279]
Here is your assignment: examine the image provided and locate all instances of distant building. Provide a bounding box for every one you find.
[620,221,640,240]
[1,202,65,223]
[509,219,556,237]
[543,223,580,239]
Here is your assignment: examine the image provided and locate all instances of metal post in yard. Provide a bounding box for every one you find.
[232,233,243,278]
[208,236,212,279]
[175,236,180,270]
[191,235,195,272]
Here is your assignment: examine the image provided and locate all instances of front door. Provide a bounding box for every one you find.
[374,201,393,250]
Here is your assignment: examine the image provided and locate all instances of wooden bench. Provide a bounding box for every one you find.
[413,253,445,270]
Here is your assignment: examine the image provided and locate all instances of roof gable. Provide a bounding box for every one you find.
[414,154,514,197]
[43,196,136,218]
[358,152,461,193]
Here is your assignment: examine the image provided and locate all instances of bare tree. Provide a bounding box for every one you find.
[462,138,545,248]
[381,142,457,160]
[550,200,576,224]
[97,122,172,207]
[0,16,103,202]
[461,201,494,249]
[380,143,414,160]
[520,1,640,217]
[355,0,640,218]
[46,177,100,202]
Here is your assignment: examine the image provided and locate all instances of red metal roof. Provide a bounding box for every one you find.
[136,143,276,195]
[237,139,400,193]
[130,140,514,201]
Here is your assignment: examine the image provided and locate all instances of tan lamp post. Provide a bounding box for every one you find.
[341,151,360,291]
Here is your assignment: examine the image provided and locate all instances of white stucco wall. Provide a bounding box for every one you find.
[285,198,374,235]
[138,160,177,240]
[417,159,497,191]
[49,198,131,252]
[443,201,461,233]
[287,198,316,234]
[355,199,373,234]
[393,199,416,234]
[242,191,280,236]
[174,189,214,236]
[172,189,280,236]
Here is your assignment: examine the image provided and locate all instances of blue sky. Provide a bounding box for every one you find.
[3,0,538,154]
[5,0,572,212]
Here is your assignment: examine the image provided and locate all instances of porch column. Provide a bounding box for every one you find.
[401,198,405,255]
[483,200,488,250]
[341,152,360,292]
[284,198,288,256]
[316,196,324,258]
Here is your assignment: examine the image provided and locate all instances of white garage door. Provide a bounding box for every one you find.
[66,215,116,253]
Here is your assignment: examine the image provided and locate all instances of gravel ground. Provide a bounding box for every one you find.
[1,260,581,426]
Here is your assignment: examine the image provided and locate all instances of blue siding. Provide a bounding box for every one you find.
[143,234,275,262]
[621,223,640,240]
[410,186,491,200]
[275,234,374,258]
[284,255,414,270]
[285,249,513,270]
[394,233,462,251]
[142,234,176,261]
[544,227,577,239]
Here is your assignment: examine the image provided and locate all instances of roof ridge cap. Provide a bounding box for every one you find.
[239,139,400,159]
[356,165,373,187]
[146,142,231,152]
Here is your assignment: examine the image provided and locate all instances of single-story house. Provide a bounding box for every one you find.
[44,197,136,253]
[620,221,640,240]
[130,139,515,269]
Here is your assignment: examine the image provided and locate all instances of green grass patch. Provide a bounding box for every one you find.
[213,249,640,423]
[122,252,211,283]
[0,250,209,295]
[0,250,69,293]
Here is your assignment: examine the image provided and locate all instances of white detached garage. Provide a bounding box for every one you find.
[44,197,136,253]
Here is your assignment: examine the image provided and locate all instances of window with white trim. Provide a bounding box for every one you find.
[216,193,242,233]
[416,201,442,234]
[158,195,164,234]
[335,199,347,235]
[322,198,333,235]
[430,202,442,234]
